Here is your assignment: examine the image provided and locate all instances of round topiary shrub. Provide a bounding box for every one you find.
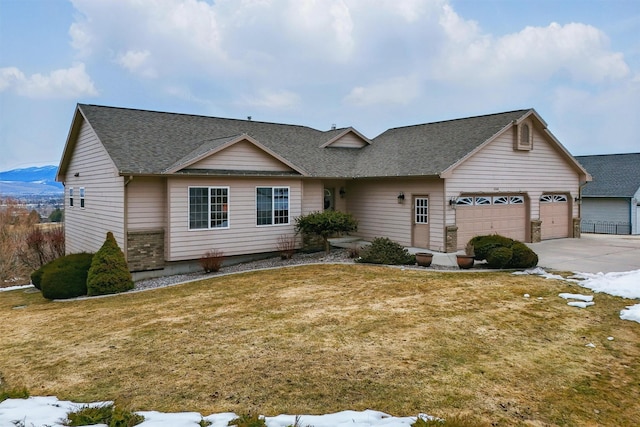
[30,266,45,290]
[40,253,94,300]
[486,246,513,269]
[508,241,538,268]
[87,232,134,296]
[469,235,515,261]
[356,237,415,265]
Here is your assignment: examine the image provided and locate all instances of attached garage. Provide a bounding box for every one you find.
[455,195,527,248]
[540,194,570,239]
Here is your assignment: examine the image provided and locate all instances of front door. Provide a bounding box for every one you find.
[412,196,430,248]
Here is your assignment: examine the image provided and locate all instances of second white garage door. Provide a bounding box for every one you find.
[456,195,527,249]
[540,194,570,239]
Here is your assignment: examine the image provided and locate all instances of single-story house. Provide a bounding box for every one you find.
[57,104,590,275]
[575,153,640,235]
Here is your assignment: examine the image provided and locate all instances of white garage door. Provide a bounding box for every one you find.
[540,194,569,239]
[456,195,527,249]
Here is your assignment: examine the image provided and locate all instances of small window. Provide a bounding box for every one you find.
[79,187,85,208]
[520,124,530,146]
[540,195,553,203]
[455,197,473,206]
[553,195,568,202]
[509,196,524,204]
[69,187,74,207]
[493,196,509,205]
[415,198,429,224]
[257,187,289,226]
[189,186,229,230]
[474,196,491,205]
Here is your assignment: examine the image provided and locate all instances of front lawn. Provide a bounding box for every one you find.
[1,264,639,425]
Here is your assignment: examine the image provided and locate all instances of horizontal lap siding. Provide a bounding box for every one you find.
[64,121,125,253]
[347,179,445,251]
[446,128,580,222]
[127,177,166,229]
[327,134,367,148]
[302,180,324,214]
[187,140,294,171]
[167,177,302,261]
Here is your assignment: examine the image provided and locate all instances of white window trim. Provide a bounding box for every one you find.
[79,187,85,209]
[415,197,429,224]
[188,186,230,231]
[69,187,74,208]
[256,186,290,227]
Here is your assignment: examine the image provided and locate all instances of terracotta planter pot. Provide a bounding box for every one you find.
[415,252,433,267]
[456,254,475,269]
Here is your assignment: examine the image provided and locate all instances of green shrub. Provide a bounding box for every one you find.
[228,413,267,427]
[469,235,514,261]
[486,246,513,268]
[510,241,538,268]
[357,237,415,265]
[467,234,538,269]
[87,232,133,296]
[295,210,358,253]
[40,253,93,300]
[65,402,144,427]
[30,265,45,290]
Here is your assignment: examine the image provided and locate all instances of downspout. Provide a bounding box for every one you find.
[123,176,134,262]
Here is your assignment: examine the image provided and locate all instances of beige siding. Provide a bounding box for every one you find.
[166,177,303,261]
[186,140,294,172]
[127,177,166,230]
[326,133,367,148]
[446,126,580,232]
[347,178,445,251]
[63,120,125,254]
[302,180,324,214]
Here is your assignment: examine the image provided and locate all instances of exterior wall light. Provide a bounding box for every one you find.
[339,187,346,198]
[397,192,405,203]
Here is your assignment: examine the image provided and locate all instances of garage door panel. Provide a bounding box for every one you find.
[540,196,569,239]
[456,196,526,249]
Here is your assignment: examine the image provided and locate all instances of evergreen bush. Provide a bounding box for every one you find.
[357,237,415,265]
[30,265,45,290]
[295,210,358,253]
[87,232,133,296]
[486,246,513,268]
[509,241,539,268]
[467,234,538,269]
[40,253,93,300]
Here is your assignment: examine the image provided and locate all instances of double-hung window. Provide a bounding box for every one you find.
[79,187,85,208]
[189,187,229,230]
[69,187,74,207]
[256,187,289,226]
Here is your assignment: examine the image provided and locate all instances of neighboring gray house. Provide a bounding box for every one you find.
[576,153,640,235]
[57,104,590,276]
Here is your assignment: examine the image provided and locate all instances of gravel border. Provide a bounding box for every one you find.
[134,249,459,292]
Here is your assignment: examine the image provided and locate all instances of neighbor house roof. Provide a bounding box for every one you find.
[576,153,640,198]
[58,104,585,180]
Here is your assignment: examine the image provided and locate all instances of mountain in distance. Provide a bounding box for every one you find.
[0,165,64,195]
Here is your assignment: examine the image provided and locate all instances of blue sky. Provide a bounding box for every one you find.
[1,0,638,171]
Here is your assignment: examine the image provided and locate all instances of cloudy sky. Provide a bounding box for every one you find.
[1,0,638,171]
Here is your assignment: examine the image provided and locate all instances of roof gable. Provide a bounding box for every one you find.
[173,136,301,174]
[576,153,640,197]
[320,128,371,148]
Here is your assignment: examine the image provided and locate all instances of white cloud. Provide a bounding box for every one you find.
[239,89,300,109]
[0,63,98,99]
[434,16,630,85]
[116,50,157,78]
[344,75,421,106]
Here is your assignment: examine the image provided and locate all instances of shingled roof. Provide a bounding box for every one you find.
[576,153,640,198]
[62,104,537,179]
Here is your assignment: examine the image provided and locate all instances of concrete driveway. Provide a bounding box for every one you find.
[527,234,640,273]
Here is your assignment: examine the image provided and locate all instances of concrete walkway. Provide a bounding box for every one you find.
[330,234,640,273]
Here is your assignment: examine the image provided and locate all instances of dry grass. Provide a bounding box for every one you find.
[1,264,639,426]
